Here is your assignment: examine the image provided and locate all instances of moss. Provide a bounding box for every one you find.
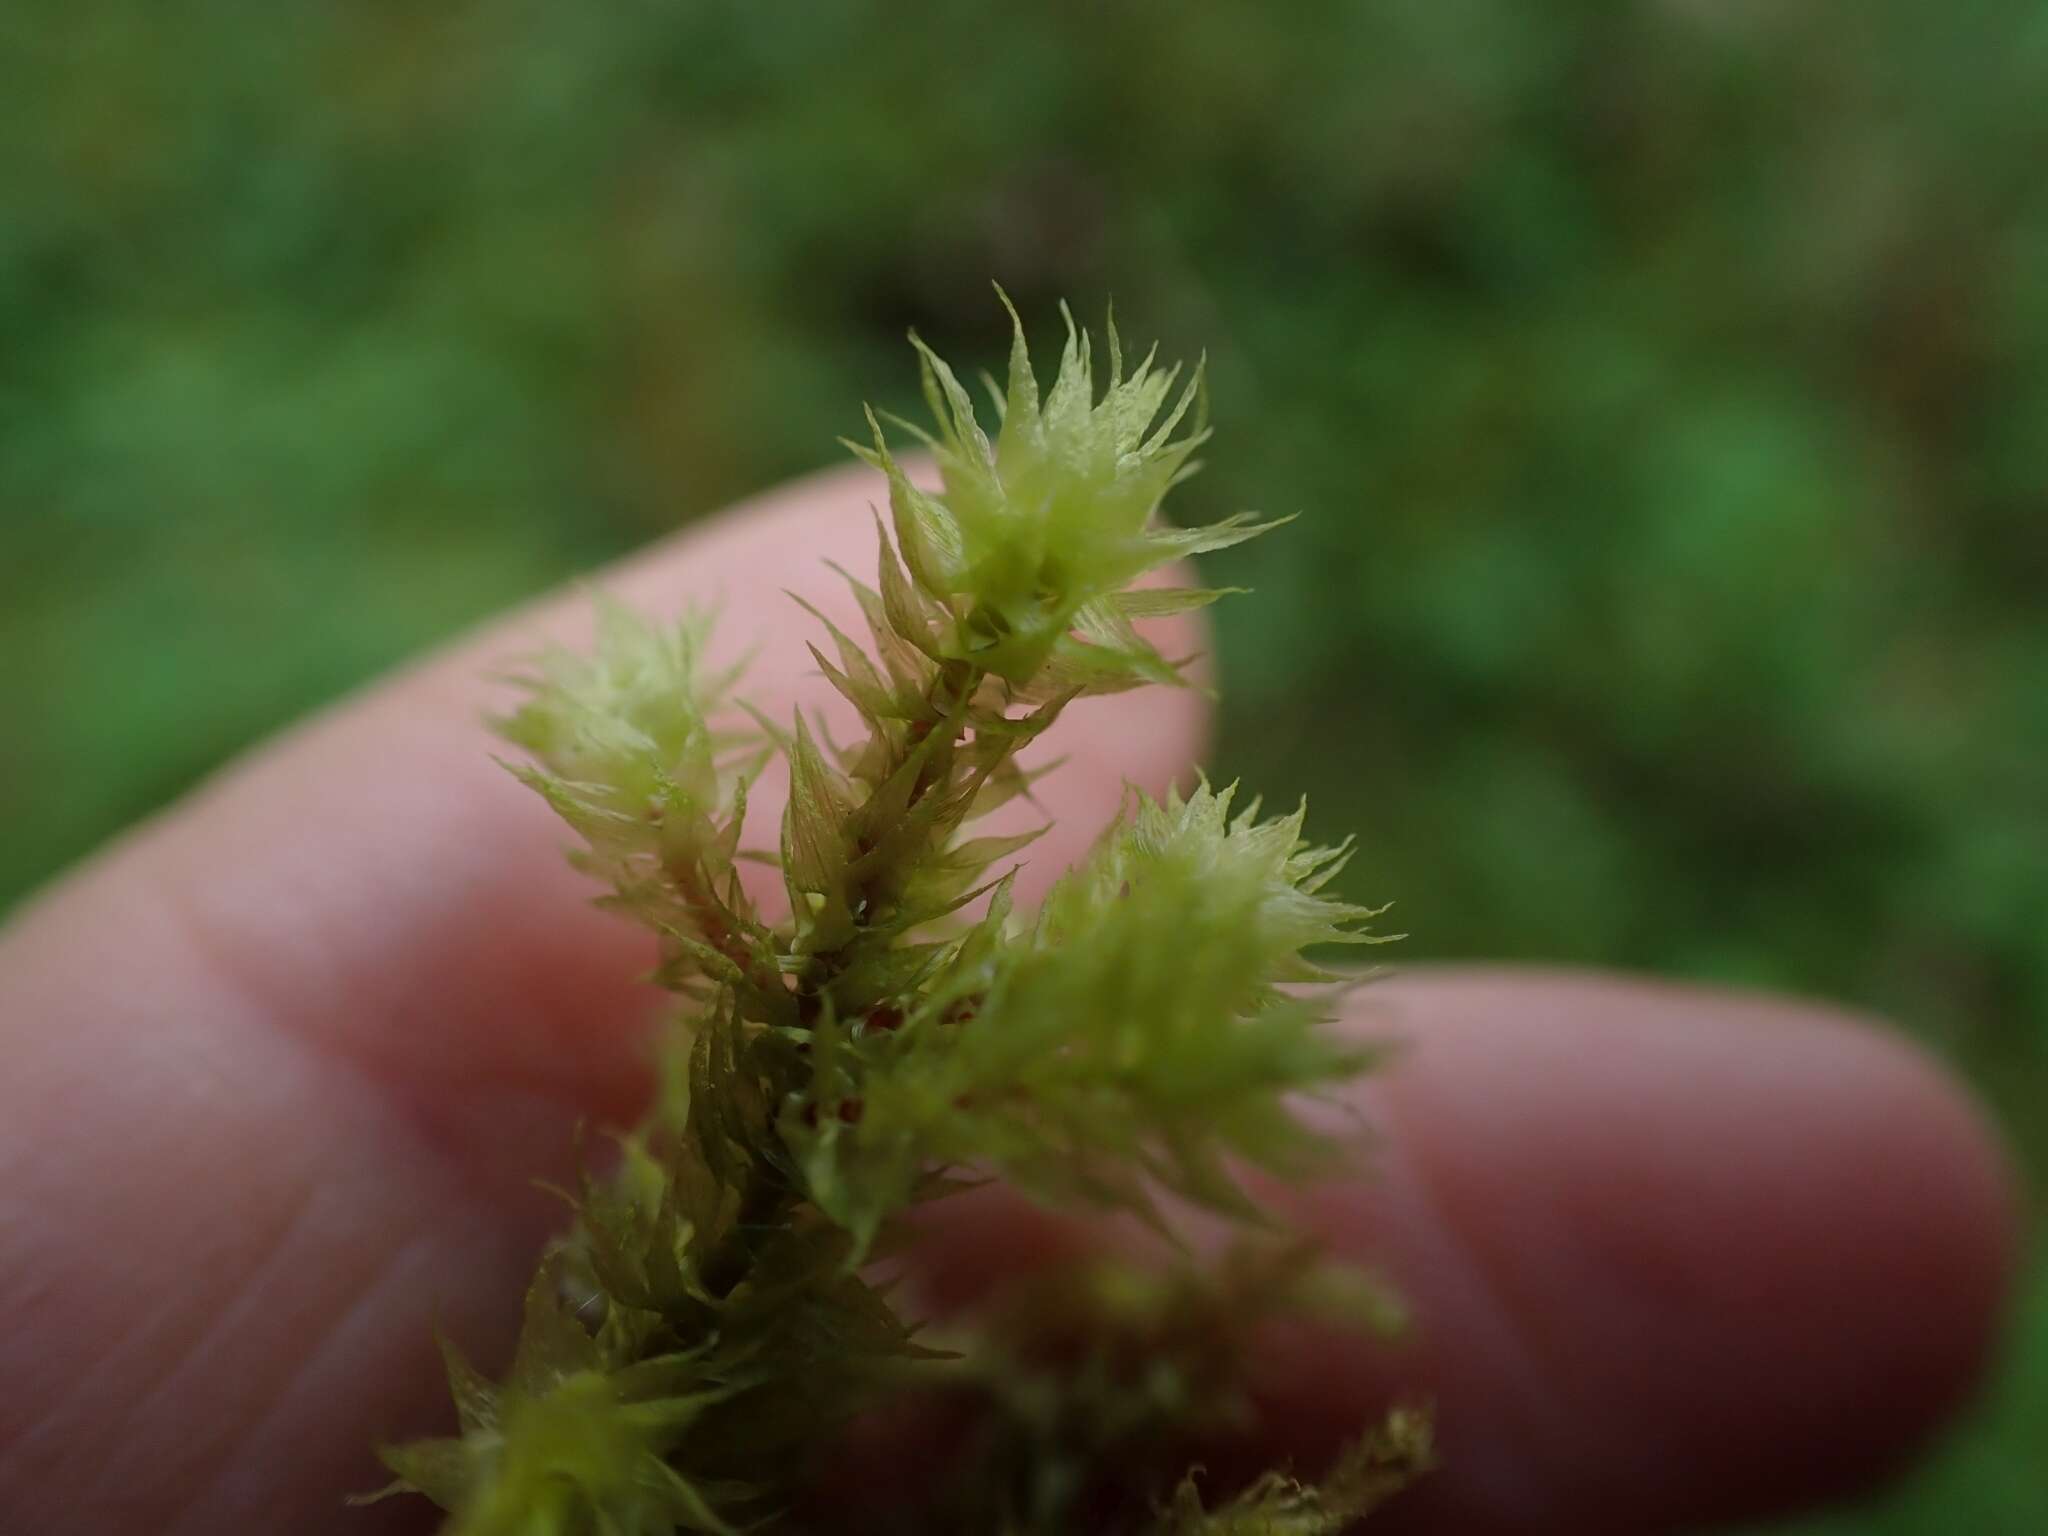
[371,297,1425,1534]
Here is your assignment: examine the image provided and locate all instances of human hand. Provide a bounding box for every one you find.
[0,465,2017,1533]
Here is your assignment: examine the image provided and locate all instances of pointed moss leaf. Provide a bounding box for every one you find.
[1151,1407,1434,1534]
[364,1437,474,1511]
[439,1333,503,1437]
[509,1260,605,1396]
[874,521,945,661]
[1112,585,1245,620]
[782,714,858,950]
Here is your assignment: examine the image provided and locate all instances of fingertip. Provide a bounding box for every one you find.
[1275,967,2023,1532]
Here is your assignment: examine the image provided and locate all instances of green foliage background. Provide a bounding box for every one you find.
[1,2,2041,1529]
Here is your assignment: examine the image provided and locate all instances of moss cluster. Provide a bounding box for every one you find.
[365,299,1426,1534]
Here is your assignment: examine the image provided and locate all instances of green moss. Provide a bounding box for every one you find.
[372,299,1423,1534]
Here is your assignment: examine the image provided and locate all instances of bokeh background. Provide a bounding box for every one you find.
[2,2,2042,1528]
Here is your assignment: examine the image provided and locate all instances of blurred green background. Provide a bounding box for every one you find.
[2,1,2042,1528]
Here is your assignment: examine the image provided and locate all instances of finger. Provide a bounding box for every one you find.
[902,967,2020,1534]
[0,459,1213,1533]
[30,457,1207,1131]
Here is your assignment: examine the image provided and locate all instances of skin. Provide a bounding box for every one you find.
[0,462,2021,1534]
